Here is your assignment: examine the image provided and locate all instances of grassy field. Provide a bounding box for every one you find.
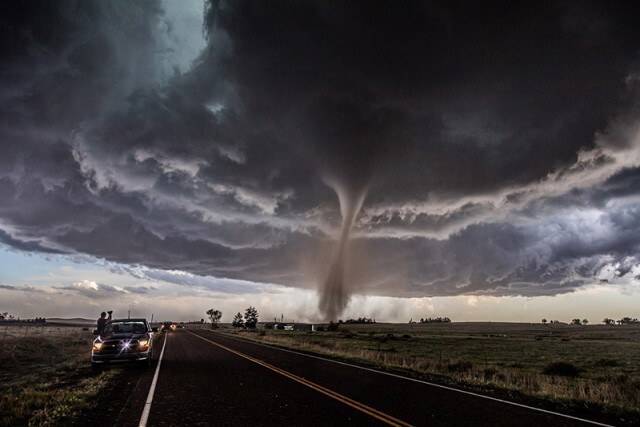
[0,324,121,426]
[219,322,640,418]
[3,322,638,424]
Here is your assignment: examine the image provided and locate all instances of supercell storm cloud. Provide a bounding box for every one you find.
[1,1,640,318]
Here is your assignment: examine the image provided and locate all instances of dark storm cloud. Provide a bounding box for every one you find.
[0,228,66,254]
[1,0,640,306]
[203,0,639,196]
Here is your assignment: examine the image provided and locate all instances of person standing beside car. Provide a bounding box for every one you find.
[96,310,112,334]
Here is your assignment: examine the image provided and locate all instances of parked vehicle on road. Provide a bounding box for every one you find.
[91,318,157,367]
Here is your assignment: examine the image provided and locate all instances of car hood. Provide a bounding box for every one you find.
[99,332,149,340]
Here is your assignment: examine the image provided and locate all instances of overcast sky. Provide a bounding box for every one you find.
[1,0,640,323]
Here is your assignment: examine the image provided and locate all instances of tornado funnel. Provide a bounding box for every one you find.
[318,182,367,321]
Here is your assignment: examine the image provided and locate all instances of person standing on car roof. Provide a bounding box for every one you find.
[96,310,112,334]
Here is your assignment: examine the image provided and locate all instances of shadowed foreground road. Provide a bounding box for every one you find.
[110,328,611,427]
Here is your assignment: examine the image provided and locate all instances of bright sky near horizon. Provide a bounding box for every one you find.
[1,0,640,323]
[2,246,638,324]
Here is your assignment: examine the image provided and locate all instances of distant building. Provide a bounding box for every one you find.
[263,322,316,332]
[292,323,314,332]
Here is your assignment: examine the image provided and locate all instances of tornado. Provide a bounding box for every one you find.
[301,101,390,320]
[318,181,368,321]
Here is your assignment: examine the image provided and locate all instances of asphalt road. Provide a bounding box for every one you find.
[107,328,613,427]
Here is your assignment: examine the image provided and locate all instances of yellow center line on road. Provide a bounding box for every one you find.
[188,330,414,427]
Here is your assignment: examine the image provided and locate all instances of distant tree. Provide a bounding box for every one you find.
[327,320,340,331]
[541,319,547,324]
[232,312,244,329]
[206,309,222,328]
[571,318,582,325]
[244,306,259,329]
[582,319,589,325]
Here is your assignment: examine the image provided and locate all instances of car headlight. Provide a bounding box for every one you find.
[139,339,149,348]
[92,341,103,351]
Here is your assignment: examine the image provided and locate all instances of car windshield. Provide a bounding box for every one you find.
[105,321,147,334]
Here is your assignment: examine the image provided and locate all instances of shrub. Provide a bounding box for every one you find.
[327,322,340,332]
[483,367,498,380]
[543,361,580,377]
[594,358,619,367]
[447,361,473,373]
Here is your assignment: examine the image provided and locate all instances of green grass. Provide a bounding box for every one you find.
[217,322,640,417]
[0,325,121,426]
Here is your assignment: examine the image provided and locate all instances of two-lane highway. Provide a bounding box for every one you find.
[113,328,611,426]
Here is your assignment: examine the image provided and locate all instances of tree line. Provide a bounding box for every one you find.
[542,317,639,325]
[206,306,259,329]
[339,317,376,324]
[602,317,639,325]
[418,317,452,323]
[0,312,46,323]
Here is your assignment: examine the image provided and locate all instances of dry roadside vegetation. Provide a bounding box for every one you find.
[221,322,640,419]
[0,324,120,426]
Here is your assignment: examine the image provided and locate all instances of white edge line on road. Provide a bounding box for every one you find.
[199,329,613,427]
[138,333,168,427]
